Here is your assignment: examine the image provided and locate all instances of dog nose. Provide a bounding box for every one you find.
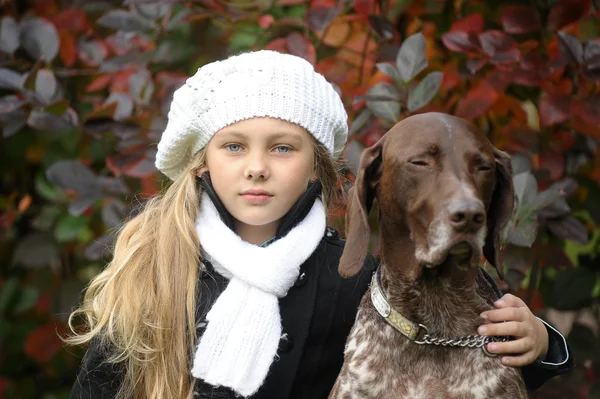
[448,199,485,233]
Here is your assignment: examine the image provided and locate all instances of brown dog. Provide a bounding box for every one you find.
[330,113,528,399]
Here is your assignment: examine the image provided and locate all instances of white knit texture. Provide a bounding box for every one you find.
[191,192,326,397]
[155,50,348,180]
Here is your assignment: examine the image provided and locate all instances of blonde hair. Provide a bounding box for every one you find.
[64,136,342,399]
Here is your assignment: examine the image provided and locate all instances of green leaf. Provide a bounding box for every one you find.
[546,215,589,245]
[31,205,62,231]
[103,92,134,121]
[513,172,537,207]
[345,139,364,176]
[0,278,19,312]
[97,10,156,32]
[507,213,538,247]
[0,16,20,55]
[54,214,92,243]
[0,109,27,138]
[349,108,372,135]
[366,82,401,123]
[407,71,443,112]
[35,172,66,201]
[129,69,154,105]
[0,68,23,90]
[35,69,57,105]
[376,62,404,86]
[396,32,428,83]
[134,3,171,20]
[12,233,60,269]
[13,287,39,314]
[366,82,401,101]
[531,177,577,212]
[20,18,59,61]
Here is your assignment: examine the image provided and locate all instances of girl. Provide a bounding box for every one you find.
[66,50,572,399]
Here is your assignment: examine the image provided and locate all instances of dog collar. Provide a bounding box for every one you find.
[370,266,426,341]
[370,266,508,356]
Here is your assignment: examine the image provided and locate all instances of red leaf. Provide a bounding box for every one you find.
[550,130,575,151]
[558,31,584,64]
[441,31,480,53]
[265,37,289,53]
[86,74,112,92]
[106,145,145,176]
[466,58,487,74]
[0,211,16,230]
[540,148,565,180]
[455,80,500,120]
[539,95,571,126]
[569,117,600,139]
[52,8,89,32]
[511,69,542,86]
[501,5,541,34]
[547,0,592,30]
[451,13,484,34]
[479,30,515,57]
[489,48,521,64]
[286,32,317,65]
[521,52,545,71]
[353,0,377,20]
[574,97,600,125]
[441,64,460,90]
[258,15,274,30]
[58,29,77,67]
[24,323,63,364]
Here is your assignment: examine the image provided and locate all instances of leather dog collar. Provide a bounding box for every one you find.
[370,266,426,341]
[370,266,508,356]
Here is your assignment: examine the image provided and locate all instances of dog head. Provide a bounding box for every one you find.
[339,112,514,280]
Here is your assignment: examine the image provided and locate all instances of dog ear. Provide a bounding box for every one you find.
[338,140,383,278]
[482,147,514,280]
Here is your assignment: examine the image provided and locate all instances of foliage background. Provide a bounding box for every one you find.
[1,0,599,397]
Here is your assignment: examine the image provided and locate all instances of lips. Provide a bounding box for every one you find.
[241,189,273,196]
[240,189,274,204]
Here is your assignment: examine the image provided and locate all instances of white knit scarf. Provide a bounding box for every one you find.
[191,192,326,397]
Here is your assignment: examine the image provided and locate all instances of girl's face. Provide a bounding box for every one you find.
[199,117,315,240]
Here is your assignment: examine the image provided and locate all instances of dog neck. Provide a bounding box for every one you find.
[378,233,491,338]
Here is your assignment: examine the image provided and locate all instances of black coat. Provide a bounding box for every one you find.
[70,228,573,399]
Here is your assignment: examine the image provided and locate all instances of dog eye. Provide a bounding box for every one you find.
[410,160,429,167]
[478,165,493,172]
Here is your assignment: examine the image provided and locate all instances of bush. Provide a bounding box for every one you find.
[0,0,598,397]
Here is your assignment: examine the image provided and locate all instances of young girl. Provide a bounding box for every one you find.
[66,50,572,399]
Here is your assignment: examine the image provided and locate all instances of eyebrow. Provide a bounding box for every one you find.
[217,131,304,143]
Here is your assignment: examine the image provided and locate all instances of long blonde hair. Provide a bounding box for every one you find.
[64,137,342,399]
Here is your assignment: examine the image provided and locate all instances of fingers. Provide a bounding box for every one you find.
[500,352,538,367]
[478,321,530,337]
[494,293,526,308]
[480,307,528,323]
[485,338,534,356]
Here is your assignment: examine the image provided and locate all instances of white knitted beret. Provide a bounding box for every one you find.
[155,50,349,180]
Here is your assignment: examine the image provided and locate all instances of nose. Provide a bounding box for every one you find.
[447,199,485,233]
[245,152,269,180]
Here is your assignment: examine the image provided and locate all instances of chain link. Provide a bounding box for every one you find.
[415,332,510,349]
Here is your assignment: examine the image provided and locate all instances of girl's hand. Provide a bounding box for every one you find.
[477,294,549,367]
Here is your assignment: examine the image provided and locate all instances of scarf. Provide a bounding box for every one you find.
[191,192,326,396]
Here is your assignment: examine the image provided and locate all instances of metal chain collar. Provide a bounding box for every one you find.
[414,324,510,357]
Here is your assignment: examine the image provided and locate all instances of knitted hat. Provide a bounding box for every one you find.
[155,50,349,180]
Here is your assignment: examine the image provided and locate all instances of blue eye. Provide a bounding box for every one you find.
[274,146,291,153]
[226,144,243,152]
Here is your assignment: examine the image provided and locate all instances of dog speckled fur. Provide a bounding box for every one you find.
[330,113,528,399]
